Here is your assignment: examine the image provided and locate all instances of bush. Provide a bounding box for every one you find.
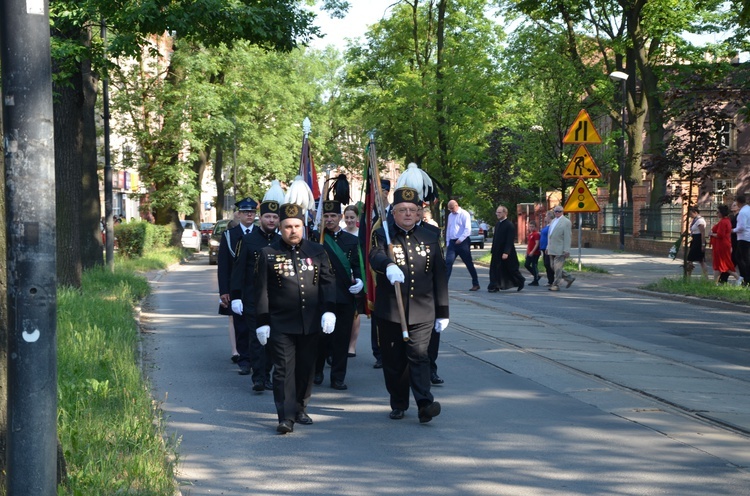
[114,221,171,258]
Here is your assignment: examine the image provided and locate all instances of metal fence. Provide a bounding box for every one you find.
[590,203,722,240]
[599,205,633,235]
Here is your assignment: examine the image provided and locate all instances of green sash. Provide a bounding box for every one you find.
[324,235,353,279]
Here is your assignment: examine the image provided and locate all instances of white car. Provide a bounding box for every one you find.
[180,220,201,252]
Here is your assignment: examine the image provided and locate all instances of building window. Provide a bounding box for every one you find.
[717,121,734,150]
[713,179,736,204]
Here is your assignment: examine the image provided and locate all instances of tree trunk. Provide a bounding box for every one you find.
[0,105,7,492]
[191,146,211,224]
[80,27,103,269]
[52,39,84,288]
[435,0,450,193]
[214,146,226,219]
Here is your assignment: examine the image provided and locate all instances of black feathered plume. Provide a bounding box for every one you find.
[329,173,350,204]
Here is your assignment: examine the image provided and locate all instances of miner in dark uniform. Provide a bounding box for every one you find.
[370,187,449,423]
[217,197,257,375]
[255,203,337,434]
[417,202,445,386]
[312,200,364,390]
[230,199,280,392]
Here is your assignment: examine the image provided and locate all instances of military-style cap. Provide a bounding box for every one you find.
[381,178,391,192]
[279,203,305,222]
[323,200,342,214]
[392,187,420,206]
[235,197,258,211]
[259,200,279,216]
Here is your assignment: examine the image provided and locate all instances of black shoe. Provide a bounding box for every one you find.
[529,280,539,286]
[488,287,499,293]
[313,372,324,385]
[418,401,441,423]
[264,379,274,391]
[517,279,525,292]
[430,373,444,385]
[238,365,251,376]
[389,409,405,420]
[231,354,240,363]
[373,359,383,369]
[295,412,313,425]
[347,352,356,358]
[276,420,294,434]
[331,381,348,390]
[252,380,265,392]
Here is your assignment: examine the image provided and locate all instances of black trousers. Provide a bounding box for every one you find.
[543,253,554,284]
[315,303,356,384]
[737,240,750,284]
[233,313,251,368]
[428,330,440,376]
[268,331,319,422]
[374,317,433,411]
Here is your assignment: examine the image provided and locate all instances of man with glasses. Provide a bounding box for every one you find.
[218,197,257,374]
[546,206,575,291]
[370,187,449,423]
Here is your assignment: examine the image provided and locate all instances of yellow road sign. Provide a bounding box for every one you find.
[563,145,602,178]
[562,109,602,144]
[563,179,600,213]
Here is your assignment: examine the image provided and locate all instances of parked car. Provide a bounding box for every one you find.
[470,219,485,249]
[200,222,215,245]
[180,220,201,252]
[208,219,232,265]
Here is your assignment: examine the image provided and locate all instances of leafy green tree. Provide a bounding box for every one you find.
[343,0,505,204]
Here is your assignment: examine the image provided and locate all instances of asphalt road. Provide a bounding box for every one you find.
[140,247,750,496]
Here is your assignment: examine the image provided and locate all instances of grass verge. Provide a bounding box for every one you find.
[57,248,183,494]
[644,278,750,305]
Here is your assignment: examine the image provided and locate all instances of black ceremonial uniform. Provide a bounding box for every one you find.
[370,222,449,412]
[218,222,254,371]
[255,238,336,423]
[230,226,279,387]
[418,220,445,382]
[312,228,362,387]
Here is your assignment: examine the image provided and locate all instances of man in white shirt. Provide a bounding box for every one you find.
[445,200,480,291]
[732,194,750,286]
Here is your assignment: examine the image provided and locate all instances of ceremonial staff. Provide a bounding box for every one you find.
[367,132,409,342]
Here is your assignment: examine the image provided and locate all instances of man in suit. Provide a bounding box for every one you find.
[546,206,575,291]
[312,200,363,390]
[230,199,280,392]
[217,197,257,374]
[487,205,525,292]
[370,187,449,423]
[255,203,337,434]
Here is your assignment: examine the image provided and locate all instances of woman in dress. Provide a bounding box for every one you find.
[686,206,709,279]
[709,204,739,284]
[343,204,362,357]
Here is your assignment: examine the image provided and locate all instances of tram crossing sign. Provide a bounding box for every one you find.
[562,109,602,144]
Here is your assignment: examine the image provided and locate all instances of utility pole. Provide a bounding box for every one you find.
[0,0,59,494]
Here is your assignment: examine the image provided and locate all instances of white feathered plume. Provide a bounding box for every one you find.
[396,162,435,201]
[284,175,316,211]
[263,180,286,203]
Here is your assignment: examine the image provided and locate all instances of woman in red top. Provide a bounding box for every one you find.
[709,204,739,284]
[525,221,542,286]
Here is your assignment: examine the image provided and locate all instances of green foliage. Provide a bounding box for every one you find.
[113,221,171,258]
[57,266,177,494]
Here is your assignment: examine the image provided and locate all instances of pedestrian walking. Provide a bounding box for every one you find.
[546,206,575,291]
[255,203,337,434]
[488,205,525,292]
[732,195,750,286]
[370,187,449,423]
[445,199,480,291]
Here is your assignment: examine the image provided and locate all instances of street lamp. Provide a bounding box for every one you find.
[609,70,629,251]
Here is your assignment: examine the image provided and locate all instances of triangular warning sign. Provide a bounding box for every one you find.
[563,179,600,213]
[562,109,602,144]
[563,145,602,178]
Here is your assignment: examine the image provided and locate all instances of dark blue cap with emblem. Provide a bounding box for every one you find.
[235,197,258,211]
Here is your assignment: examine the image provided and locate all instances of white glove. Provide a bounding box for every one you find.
[231,299,243,315]
[348,278,364,294]
[321,312,336,334]
[256,325,270,346]
[434,318,449,333]
[385,264,405,285]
